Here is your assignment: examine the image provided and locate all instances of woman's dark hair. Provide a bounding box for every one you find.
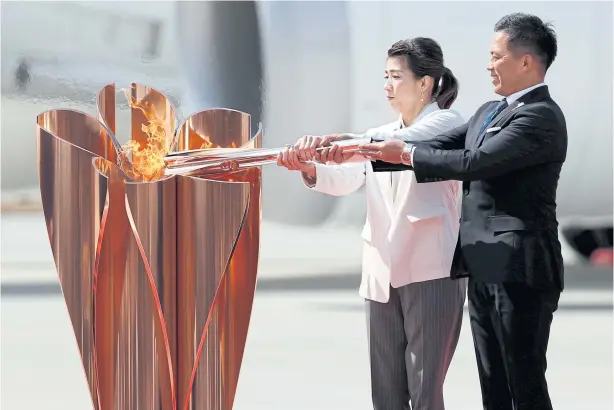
[387,37,459,109]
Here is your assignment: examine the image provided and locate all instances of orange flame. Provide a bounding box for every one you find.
[118,88,239,180]
[189,129,238,150]
[119,89,168,181]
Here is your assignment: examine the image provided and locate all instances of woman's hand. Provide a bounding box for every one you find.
[276,144,316,178]
[277,133,359,171]
[277,134,330,175]
[294,135,326,162]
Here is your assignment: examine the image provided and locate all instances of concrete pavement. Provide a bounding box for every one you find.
[1,212,612,410]
[2,289,612,410]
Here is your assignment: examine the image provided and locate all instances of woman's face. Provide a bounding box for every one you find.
[384,56,423,114]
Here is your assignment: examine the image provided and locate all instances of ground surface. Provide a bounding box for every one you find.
[2,213,612,410]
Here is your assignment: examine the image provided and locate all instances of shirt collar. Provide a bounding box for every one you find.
[398,101,439,130]
[505,83,546,104]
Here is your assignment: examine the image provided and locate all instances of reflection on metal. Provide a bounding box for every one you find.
[164,137,370,175]
[37,83,262,410]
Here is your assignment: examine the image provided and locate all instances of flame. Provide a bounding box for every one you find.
[192,130,238,150]
[119,88,168,181]
[117,87,240,180]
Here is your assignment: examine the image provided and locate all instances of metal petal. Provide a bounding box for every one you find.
[173,109,251,153]
[96,83,117,137]
[176,110,262,410]
[176,175,250,410]
[93,161,176,410]
[38,90,263,410]
[37,108,119,162]
[37,109,125,409]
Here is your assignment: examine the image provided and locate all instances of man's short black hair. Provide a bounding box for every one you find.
[494,13,558,71]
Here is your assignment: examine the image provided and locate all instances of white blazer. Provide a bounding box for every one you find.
[304,102,465,303]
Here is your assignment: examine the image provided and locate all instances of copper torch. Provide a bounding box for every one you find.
[37,83,265,410]
[162,137,371,176]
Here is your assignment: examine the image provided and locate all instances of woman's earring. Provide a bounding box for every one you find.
[420,89,424,102]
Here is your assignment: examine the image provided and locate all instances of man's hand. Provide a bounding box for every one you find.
[357,139,407,164]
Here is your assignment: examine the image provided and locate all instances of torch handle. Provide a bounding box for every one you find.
[163,137,371,175]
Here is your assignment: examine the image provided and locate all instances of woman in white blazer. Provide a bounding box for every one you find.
[278,38,467,410]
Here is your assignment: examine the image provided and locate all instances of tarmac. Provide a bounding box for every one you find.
[1,212,612,410]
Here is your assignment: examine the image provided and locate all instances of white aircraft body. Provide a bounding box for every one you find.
[1,1,611,264]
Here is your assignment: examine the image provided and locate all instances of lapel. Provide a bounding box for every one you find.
[372,120,398,216]
[469,101,497,148]
[374,102,440,218]
[374,171,394,216]
[474,85,550,148]
[390,103,439,221]
[473,100,521,148]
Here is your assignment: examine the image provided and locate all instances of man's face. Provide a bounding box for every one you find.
[487,32,526,96]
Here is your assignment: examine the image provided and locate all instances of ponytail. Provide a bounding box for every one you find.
[434,66,459,109]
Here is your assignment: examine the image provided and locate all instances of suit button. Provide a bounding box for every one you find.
[463,189,469,196]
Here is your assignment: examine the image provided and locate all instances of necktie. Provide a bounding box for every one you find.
[478,99,508,135]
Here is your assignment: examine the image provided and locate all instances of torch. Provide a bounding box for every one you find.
[162,137,371,176]
[37,83,280,410]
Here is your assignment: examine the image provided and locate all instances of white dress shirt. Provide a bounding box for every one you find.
[505,82,546,104]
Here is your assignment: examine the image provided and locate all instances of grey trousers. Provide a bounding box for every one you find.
[366,277,467,410]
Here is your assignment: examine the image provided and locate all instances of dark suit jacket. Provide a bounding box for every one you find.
[372,86,568,290]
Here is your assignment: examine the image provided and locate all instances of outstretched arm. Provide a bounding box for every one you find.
[368,110,469,173]
[411,107,564,182]
[277,136,366,197]
[368,113,470,150]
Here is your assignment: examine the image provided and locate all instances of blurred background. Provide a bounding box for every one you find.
[1,1,612,409]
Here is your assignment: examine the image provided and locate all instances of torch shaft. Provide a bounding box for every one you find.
[163,137,371,175]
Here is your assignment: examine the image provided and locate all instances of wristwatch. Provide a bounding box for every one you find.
[400,144,415,165]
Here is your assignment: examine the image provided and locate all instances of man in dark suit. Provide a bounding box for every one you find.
[318,13,567,410]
